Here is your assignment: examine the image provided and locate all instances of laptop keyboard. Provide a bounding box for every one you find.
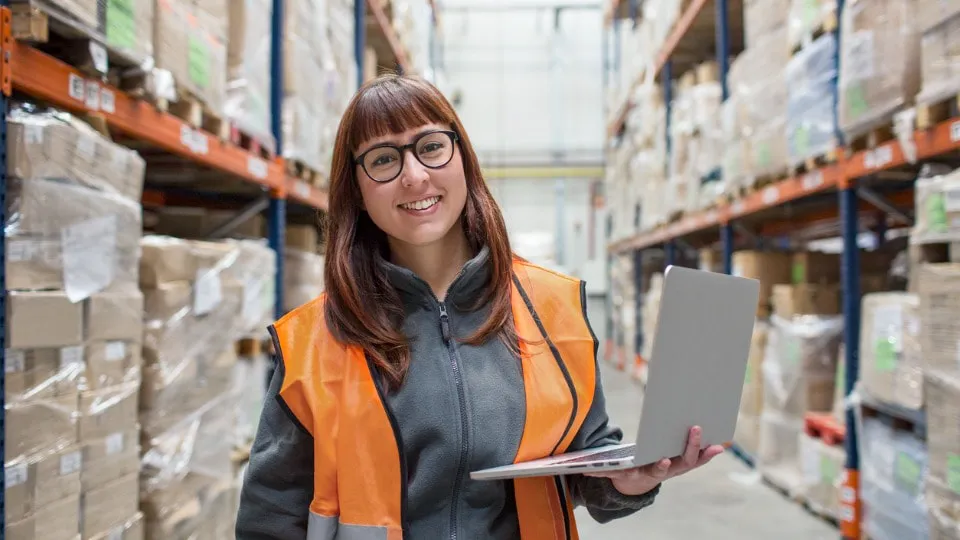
[558,445,636,464]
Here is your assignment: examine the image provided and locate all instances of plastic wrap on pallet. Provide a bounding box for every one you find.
[925,370,960,539]
[913,167,960,244]
[8,107,146,202]
[916,0,960,33]
[154,0,227,116]
[224,0,275,152]
[233,352,267,445]
[282,94,327,174]
[744,0,789,48]
[917,12,960,114]
[838,0,921,140]
[859,414,929,540]
[860,292,923,410]
[787,0,837,50]
[734,320,768,457]
[799,432,844,520]
[786,32,838,167]
[283,248,324,312]
[917,262,960,376]
[140,391,238,540]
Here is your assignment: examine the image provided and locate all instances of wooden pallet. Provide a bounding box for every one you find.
[229,124,274,161]
[790,10,838,54]
[285,159,324,188]
[804,412,846,446]
[235,338,266,358]
[155,91,230,142]
[790,146,840,177]
[846,121,897,154]
[917,93,960,131]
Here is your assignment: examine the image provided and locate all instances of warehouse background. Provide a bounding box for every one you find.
[2,0,959,538]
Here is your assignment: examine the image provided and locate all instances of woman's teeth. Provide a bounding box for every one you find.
[400,196,440,211]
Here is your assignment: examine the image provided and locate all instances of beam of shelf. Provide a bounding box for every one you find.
[286,178,330,210]
[606,117,960,254]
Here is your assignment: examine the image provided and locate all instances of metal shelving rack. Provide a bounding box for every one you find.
[0,0,418,533]
[604,1,960,539]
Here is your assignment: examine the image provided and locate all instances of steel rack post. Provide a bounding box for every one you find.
[0,2,8,527]
[269,0,286,321]
[633,248,644,366]
[715,0,729,101]
[721,222,733,275]
[664,241,676,267]
[356,0,366,88]
[839,180,862,540]
[663,60,672,176]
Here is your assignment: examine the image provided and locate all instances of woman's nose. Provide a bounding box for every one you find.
[400,151,430,187]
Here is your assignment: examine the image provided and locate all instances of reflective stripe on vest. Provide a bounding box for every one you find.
[270,259,598,540]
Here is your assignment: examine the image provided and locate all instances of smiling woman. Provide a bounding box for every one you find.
[236,74,720,540]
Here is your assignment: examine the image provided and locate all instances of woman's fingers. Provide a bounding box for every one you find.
[681,426,703,468]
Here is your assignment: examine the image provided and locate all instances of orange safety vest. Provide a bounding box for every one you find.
[270,259,599,540]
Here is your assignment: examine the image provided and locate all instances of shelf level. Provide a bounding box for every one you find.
[287,177,330,210]
[607,117,960,254]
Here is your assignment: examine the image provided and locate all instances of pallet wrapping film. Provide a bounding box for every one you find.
[785,32,838,167]
[916,0,960,34]
[838,0,921,139]
[735,320,768,457]
[858,414,929,540]
[914,167,960,243]
[758,315,842,495]
[744,0,789,48]
[917,262,960,376]
[860,292,923,410]
[283,248,324,312]
[799,432,844,520]
[225,0,275,150]
[788,0,837,50]
[927,371,960,538]
[918,11,960,110]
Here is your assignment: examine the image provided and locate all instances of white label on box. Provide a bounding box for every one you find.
[61,214,118,302]
[762,186,779,205]
[863,146,893,170]
[85,81,101,110]
[100,88,116,114]
[59,346,84,368]
[105,432,125,455]
[89,42,108,74]
[105,341,126,361]
[60,451,82,476]
[844,31,875,82]
[77,135,96,160]
[25,124,44,144]
[5,350,25,373]
[6,463,27,489]
[952,121,960,143]
[944,181,960,212]
[7,239,33,262]
[194,268,223,315]
[871,305,903,352]
[68,73,85,101]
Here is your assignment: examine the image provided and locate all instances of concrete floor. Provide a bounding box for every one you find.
[575,354,839,539]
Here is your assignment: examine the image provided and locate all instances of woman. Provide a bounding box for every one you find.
[236,74,723,539]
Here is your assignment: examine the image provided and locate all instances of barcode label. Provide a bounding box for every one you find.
[6,463,28,489]
[802,171,824,191]
[247,156,268,180]
[68,74,85,101]
[180,125,209,155]
[5,350,25,373]
[60,451,82,476]
[89,42,108,74]
[295,181,310,198]
[951,121,960,143]
[105,432,125,455]
[85,81,101,110]
[60,346,84,367]
[101,88,116,114]
[863,146,893,170]
[105,341,126,361]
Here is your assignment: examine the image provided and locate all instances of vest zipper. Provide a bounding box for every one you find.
[438,302,469,540]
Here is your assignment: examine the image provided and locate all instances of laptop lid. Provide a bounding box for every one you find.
[631,265,760,466]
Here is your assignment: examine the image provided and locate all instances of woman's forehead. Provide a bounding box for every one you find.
[357,123,449,150]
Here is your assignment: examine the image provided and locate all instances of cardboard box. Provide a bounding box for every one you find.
[6,393,79,461]
[772,284,841,318]
[143,281,192,322]
[916,0,960,33]
[87,512,144,540]
[698,248,722,273]
[918,15,960,106]
[732,251,793,316]
[763,315,842,417]
[285,225,319,251]
[5,445,83,523]
[744,0,789,48]
[84,341,143,390]
[149,207,265,239]
[5,347,84,401]
[791,252,841,284]
[799,433,843,521]
[6,236,64,290]
[81,473,140,538]
[860,292,923,409]
[918,263,960,376]
[140,236,198,287]
[5,494,81,540]
[81,430,140,493]
[7,291,84,349]
[758,409,804,495]
[78,383,139,442]
[85,289,144,342]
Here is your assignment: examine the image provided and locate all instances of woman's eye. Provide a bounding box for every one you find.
[372,154,396,167]
[420,142,444,153]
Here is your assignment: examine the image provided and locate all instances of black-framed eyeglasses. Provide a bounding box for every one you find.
[354,130,460,183]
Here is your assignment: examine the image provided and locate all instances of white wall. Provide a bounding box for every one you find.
[441,1,607,289]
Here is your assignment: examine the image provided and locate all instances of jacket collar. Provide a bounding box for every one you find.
[379,245,492,308]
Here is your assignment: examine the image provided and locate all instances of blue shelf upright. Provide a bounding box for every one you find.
[269,0,286,321]
[839,180,862,540]
[0,2,7,528]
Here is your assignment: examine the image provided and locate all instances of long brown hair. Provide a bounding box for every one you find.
[322,74,516,390]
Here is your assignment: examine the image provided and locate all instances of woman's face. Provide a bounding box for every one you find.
[355,123,468,248]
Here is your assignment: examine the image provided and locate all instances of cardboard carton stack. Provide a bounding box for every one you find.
[859,292,923,410]
[224,0,275,150]
[798,430,844,521]
[757,315,843,496]
[787,0,836,51]
[282,225,323,311]
[785,32,838,168]
[771,251,842,320]
[734,321,768,457]
[138,236,274,539]
[5,109,147,540]
[916,0,960,111]
[627,84,668,232]
[837,0,920,140]
[731,251,793,318]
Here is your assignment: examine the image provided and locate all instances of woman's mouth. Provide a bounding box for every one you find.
[399,196,442,212]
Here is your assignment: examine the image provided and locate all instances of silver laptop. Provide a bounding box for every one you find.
[470,265,760,481]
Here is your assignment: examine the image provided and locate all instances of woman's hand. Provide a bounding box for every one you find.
[583,426,725,496]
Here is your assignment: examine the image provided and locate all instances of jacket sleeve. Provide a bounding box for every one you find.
[236,357,315,539]
[565,295,660,523]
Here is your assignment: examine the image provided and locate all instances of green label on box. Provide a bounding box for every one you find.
[845,84,869,122]
[785,339,801,366]
[188,36,210,90]
[792,261,806,284]
[758,143,772,168]
[820,455,839,484]
[803,0,819,26]
[927,193,948,232]
[106,0,136,50]
[874,339,897,372]
[795,124,811,158]
[947,454,960,493]
[836,359,845,394]
[895,452,922,496]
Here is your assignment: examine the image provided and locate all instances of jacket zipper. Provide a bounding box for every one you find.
[438,302,469,540]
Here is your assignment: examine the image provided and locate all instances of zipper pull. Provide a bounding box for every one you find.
[438,303,452,343]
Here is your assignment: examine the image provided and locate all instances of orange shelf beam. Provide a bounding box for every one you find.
[10,41,287,193]
[606,0,709,137]
[287,177,329,211]
[368,0,411,72]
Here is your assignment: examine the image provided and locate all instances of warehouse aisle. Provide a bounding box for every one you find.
[579,298,837,539]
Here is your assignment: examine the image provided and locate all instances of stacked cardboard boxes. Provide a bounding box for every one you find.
[787,0,836,51]
[734,321,768,457]
[916,0,960,110]
[785,32,838,167]
[798,431,844,521]
[5,109,147,540]
[859,293,923,410]
[225,0,275,149]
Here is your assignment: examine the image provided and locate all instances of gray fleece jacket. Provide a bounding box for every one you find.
[236,247,659,539]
